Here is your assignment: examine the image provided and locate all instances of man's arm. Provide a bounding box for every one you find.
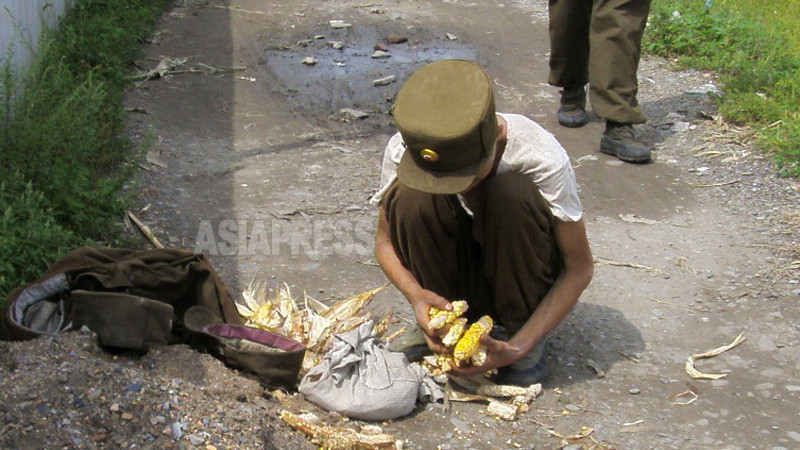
[374,208,452,353]
[454,217,594,374]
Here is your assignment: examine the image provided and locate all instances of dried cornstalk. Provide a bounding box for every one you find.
[126,211,165,249]
[685,332,746,380]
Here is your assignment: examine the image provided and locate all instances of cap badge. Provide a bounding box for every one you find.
[420,148,439,162]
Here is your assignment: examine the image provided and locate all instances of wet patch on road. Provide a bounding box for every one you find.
[253,21,475,117]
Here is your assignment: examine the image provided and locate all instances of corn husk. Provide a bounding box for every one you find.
[237,281,389,374]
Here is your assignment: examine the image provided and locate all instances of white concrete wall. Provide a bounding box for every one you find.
[1,0,72,77]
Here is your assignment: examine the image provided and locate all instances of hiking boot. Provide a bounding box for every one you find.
[495,338,549,386]
[600,121,651,163]
[557,85,588,128]
[491,327,549,386]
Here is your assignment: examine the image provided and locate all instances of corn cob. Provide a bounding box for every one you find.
[476,383,539,398]
[486,399,518,421]
[280,410,399,449]
[436,354,456,373]
[453,315,493,366]
[427,300,468,330]
[471,345,488,366]
[441,317,467,347]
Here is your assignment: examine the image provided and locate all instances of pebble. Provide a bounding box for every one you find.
[301,57,317,66]
[788,432,800,442]
[629,388,641,395]
[371,50,391,59]
[171,422,183,439]
[87,389,102,401]
[373,75,396,86]
[329,20,352,29]
[339,108,368,120]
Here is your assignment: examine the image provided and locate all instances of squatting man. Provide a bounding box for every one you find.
[369,60,593,385]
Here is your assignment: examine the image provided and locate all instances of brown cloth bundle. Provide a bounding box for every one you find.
[1,247,305,388]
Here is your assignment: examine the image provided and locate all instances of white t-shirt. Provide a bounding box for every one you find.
[369,113,582,222]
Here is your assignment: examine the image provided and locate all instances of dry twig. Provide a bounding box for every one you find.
[126,211,165,249]
[593,256,665,277]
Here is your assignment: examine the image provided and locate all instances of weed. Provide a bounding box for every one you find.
[645,0,800,177]
[0,0,172,303]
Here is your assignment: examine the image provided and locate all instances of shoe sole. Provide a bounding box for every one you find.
[557,109,588,128]
[558,118,588,128]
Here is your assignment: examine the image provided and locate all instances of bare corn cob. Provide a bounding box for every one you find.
[453,315,493,366]
[476,383,538,398]
[441,317,467,347]
[486,399,518,421]
[427,300,468,330]
[471,345,488,366]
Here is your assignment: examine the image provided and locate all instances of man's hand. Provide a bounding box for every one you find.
[375,208,456,354]
[447,334,526,376]
[408,287,452,354]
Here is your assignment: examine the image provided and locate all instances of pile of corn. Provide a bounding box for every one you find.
[427,301,493,371]
[235,281,400,373]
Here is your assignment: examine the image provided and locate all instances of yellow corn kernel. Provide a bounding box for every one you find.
[453,315,493,365]
[436,354,456,372]
[441,318,467,347]
[428,300,468,330]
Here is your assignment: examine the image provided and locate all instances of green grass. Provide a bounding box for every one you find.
[644,0,800,176]
[0,0,173,307]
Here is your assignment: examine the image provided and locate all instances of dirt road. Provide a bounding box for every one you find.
[98,0,800,447]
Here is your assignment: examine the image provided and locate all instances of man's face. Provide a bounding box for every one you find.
[461,143,497,193]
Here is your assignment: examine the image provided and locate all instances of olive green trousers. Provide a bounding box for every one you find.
[382,173,561,334]
[548,0,652,124]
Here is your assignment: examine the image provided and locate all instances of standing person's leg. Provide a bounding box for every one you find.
[548,0,593,127]
[472,173,562,384]
[589,0,653,162]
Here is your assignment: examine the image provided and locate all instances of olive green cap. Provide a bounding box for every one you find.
[392,59,498,194]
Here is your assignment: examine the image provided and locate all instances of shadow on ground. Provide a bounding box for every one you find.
[546,302,645,388]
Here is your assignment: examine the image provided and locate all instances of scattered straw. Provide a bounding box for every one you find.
[685,332,746,380]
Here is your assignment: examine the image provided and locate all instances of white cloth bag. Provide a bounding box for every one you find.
[299,321,442,420]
